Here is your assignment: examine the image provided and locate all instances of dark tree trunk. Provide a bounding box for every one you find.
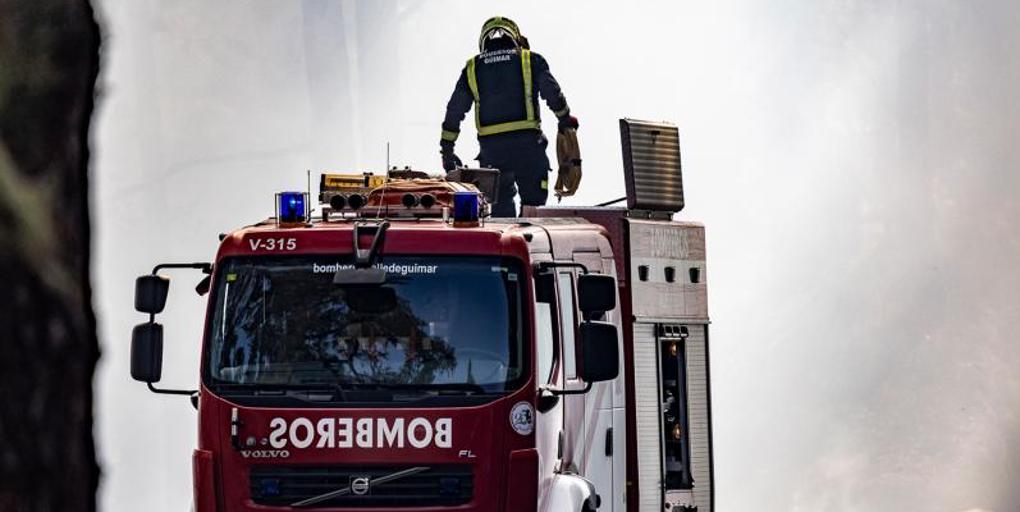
[0,1,100,511]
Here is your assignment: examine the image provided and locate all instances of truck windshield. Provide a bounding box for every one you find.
[205,256,524,398]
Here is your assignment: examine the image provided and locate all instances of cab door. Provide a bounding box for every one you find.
[534,272,565,511]
[569,252,621,511]
[556,270,587,479]
[540,256,622,512]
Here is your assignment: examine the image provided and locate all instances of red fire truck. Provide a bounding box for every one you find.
[130,120,713,511]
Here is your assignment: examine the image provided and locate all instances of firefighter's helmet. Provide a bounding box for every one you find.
[478,16,522,52]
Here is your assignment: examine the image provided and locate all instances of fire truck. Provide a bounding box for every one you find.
[130,119,713,511]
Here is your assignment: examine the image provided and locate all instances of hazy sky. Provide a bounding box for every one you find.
[92,1,1020,511]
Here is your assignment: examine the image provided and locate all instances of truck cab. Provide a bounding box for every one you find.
[129,119,713,512]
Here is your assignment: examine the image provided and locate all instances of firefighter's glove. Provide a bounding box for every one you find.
[557,114,579,134]
[441,152,462,172]
[440,140,462,172]
[554,127,582,200]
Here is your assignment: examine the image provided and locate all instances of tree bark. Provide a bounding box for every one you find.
[0,1,100,511]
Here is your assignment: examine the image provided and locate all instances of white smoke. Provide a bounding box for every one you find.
[92,1,1020,510]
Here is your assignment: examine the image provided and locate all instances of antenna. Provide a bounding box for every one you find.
[386,141,390,171]
[306,169,315,214]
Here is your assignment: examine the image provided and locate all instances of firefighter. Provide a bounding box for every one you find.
[440,16,579,217]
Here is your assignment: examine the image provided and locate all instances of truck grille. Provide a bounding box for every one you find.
[249,464,474,507]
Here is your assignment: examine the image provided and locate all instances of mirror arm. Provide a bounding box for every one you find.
[146,382,198,396]
[144,261,214,306]
[540,381,592,397]
[534,261,589,275]
[352,221,390,268]
[152,262,212,275]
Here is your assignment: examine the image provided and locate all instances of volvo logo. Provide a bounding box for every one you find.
[350,476,370,496]
[290,467,428,507]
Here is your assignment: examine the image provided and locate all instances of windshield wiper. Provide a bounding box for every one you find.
[344,381,495,393]
[213,381,495,397]
[420,383,491,394]
[212,383,335,395]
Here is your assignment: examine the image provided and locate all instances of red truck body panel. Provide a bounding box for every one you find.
[194,219,540,512]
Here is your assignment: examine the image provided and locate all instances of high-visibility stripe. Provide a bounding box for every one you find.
[477,119,541,136]
[466,57,479,102]
[521,49,534,122]
[466,57,482,133]
[554,105,570,118]
[441,130,459,142]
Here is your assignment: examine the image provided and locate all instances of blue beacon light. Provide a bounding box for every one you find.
[452,191,480,227]
[277,192,307,224]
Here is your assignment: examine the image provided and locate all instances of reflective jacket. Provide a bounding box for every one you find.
[441,48,569,143]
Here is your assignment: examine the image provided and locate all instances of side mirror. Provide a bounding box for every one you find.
[577,321,619,382]
[577,274,616,313]
[135,274,170,314]
[131,323,164,383]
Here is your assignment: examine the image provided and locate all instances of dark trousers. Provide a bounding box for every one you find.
[478,130,551,217]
